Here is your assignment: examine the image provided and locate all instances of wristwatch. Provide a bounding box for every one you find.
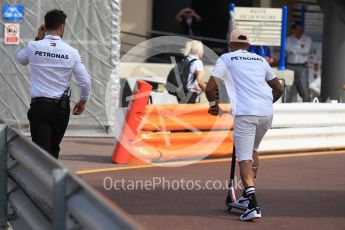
[209,101,218,107]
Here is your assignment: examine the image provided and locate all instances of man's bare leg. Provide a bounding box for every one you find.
[239,160,255,188]
[239,159,260,219]
[239,151,258,188]
[252,150,259,182]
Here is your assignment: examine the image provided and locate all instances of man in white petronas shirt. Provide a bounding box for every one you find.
[206,28,283,221]
[17,9,91,159]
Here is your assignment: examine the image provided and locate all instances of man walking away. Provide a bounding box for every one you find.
[16,9,91,159]
[205,28,283,221]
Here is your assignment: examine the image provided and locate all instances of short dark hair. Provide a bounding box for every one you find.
[291,20,302,29]
[229,42,250,51]
[44,9,67,30]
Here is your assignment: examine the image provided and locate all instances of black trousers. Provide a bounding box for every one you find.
[177,92,199,104]
[27,102,70,159]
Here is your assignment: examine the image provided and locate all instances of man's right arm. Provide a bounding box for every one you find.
[17,24,46,65]
[205,76,221,116]
[16,43,30,65]
[206,57,226,115]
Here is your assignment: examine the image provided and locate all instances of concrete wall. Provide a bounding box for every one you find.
[120,0,153,55]
[253,0,272,7]
[119,0,291,56]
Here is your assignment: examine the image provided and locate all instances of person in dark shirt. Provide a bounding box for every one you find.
[175,7,202,36]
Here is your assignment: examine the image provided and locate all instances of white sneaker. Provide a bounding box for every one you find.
[240,207,261,221]
[231,196,249,210]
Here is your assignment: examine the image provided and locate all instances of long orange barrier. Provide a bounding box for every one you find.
[143,104,231,116]
[140,114,232,131]
[139,104,233,131]
[129,142,233,163]
[112,80,234,164]
[136,131,233,145]
[129,131,233,162]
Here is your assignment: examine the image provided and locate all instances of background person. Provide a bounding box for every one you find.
[180,40,206,103]
[248,45,276,66]
[175,7,202,36]
[286,20,312,102]
[205,28,283,221]
[16,9,91,159]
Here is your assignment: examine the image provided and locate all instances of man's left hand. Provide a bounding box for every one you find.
[73,101,86,115]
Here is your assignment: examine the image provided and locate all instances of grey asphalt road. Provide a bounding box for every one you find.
[58,138,345,230]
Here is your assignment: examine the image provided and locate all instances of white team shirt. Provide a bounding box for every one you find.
[286,34,312,64]
[186,55,203,91]
[16,35,91,101]
[212,49,276,116]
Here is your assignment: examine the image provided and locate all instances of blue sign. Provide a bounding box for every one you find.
[2,4,25,22]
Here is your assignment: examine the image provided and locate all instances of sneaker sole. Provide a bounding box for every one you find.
[240,214,261,221]
[240,209,262,221]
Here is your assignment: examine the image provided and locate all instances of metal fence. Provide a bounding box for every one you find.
[0,124,140,230]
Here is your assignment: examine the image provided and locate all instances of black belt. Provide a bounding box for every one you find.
[31,97,61,104]
[287,63,307,66]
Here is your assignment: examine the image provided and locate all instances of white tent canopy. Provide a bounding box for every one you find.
[0,0,121,136]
